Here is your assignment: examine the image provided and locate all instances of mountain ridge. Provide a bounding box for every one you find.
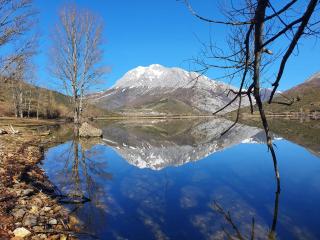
[236,71,320,116]
[89,64,248,115]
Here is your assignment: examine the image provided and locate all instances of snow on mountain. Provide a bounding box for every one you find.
[113,64,221,90]
[89,64,248,114]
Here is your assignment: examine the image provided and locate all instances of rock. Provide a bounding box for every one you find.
[14,189,22,196]
[42,206,51,212]
[53,205,62,213]
[60,235,67,240]
[79,122,103,137]
[39,234,47,239]
[48,218,58,225]
[33,226,43,232]
[12,209,26,220]
[13,227,31,238]
[32,234,47,240]
[22,214,37,227]
[0,129,8,134]
[31,198,43,208]
[29,205,38,214]
[22,189,34,196]
[38,234,47,239]
[14,222,22,228]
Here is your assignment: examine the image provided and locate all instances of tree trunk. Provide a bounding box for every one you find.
[19,91,23,118]
[36,95,40,120]
[253,0,280,193]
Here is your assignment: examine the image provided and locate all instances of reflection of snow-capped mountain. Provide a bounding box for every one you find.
[101,119,274,170]
[241,131,282,144]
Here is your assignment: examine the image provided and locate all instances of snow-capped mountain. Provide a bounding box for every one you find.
[89,64,249,114]
[100,118,277,170]
[259,88,282,102]
[114,64,218,89]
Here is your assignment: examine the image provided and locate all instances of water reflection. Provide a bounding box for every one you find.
[48,132,113,235]
[42,119,320,239]
[100,118,279,170]
[211,190,279,240]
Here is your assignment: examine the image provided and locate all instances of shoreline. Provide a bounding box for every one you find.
[0,121,78,239]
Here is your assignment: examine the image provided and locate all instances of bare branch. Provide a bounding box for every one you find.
[181,0,253,25]
[268,0,319,103]
[50,4,107,125]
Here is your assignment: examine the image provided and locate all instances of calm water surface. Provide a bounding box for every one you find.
[42,119,320,240]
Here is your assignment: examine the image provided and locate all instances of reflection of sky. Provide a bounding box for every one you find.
[43,139,320,240]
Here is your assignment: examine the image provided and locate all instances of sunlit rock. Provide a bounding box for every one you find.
[79,122,103,137]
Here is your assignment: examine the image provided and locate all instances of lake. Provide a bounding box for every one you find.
[42,118,320,240]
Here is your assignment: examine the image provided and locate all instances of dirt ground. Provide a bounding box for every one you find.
[0,118,79,240]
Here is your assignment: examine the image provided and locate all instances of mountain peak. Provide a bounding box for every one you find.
[306,72,320,83]
[149,63,164,68]
[91,64,248,114]
[113,64,221,90]
[133,64,165,72]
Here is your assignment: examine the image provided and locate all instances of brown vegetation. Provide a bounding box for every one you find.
[0,121,82,239]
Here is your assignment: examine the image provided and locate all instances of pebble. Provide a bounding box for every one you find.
[49,218,58,225]
[60,235,67,240]
[33,226,43,232]
[53,205,62,213]
[29,205,39,214]
[42,206,51,212]
[1,134,80,239]
[31,234,47,240]
[12,209,26,220]
[23,189,34,196]
[13,227,31,238]
[14,222,22,228]
[22,214,37,227]
[31,198,43,208]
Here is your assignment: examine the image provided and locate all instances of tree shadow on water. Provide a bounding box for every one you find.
[52,126,113,238]
[212,188,280,240]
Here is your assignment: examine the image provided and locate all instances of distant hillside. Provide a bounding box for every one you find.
[236,72,320,116]
[243,118,320,156]
[263,72,320,113]
[88,64,251,116]
[0,79,110,119]
[117,98,201,116]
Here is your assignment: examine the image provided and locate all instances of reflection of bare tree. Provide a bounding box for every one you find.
[268,190,280,240]
[212,190,280,240]
[70,138,86,200]
[57,126,112,205]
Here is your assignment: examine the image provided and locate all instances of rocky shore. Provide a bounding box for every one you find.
[0,123,79,239]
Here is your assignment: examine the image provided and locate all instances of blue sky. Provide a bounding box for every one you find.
[34,0,320,92]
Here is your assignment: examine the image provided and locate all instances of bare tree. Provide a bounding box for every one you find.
[51,5,107,127]
[7,56,26,118]
[5,45,37,118]
[182,0,320,192]
[0,0,37,76]
[35,88,41,120]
